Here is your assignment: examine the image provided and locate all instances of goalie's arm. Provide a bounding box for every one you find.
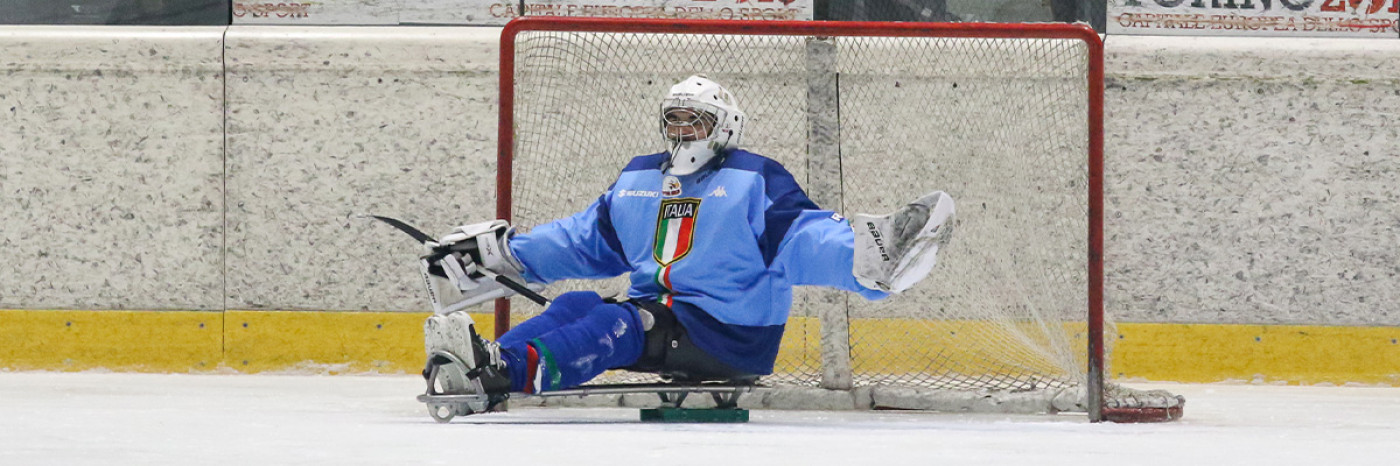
[507,191,631,284]
[755,160,888,300]
[771,208,890,301]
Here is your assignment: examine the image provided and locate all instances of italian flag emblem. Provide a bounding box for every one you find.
[653,198,701,268]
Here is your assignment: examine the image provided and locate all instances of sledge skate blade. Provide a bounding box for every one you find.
[418,393,494,404]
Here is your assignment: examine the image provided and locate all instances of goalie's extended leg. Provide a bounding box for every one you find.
[421,291,648,417]
[498,291,647,393]
[495,290,606,349]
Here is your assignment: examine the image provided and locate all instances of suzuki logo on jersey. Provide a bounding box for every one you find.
[662,176,682,197]
[653,198,701,266]
[618,189,660,198]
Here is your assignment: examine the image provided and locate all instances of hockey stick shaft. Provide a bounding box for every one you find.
[479,267,551,307]
[362,213,552,307]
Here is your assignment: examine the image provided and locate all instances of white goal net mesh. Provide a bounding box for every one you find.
[503,22,1110,412]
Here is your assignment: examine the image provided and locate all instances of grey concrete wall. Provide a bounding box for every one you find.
[0,27,1395,327]
[224,27,500,311]
[0,27,226,311]
[1104,36,1400,325]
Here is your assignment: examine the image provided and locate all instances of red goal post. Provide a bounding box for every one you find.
[495,17,1176,422]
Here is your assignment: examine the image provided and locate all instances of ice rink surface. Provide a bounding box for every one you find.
[1,372,1396,465]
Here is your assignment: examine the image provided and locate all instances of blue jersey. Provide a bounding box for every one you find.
[509,150,887,375]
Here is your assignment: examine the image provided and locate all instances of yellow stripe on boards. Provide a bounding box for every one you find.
[0,309,497,374]
[771,318,1400,385]
[224,310,436,373]
[772,316,822,376]
[2,309,1398,385]
[0,309,222,372]
[222,310,498,373]
[1113,322,1400,385]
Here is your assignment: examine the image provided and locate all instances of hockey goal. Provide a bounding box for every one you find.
[496,17,1181,422]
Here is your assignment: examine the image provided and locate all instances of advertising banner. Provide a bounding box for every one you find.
[522,0,812,21]
[234,0,812,26]
[233,1,401,25]
[401,0,518,24]
[1108,0,1400,38]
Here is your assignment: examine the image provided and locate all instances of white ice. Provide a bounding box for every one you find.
[1,372,1397,465]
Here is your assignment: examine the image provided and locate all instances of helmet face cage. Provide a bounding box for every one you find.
[656,76,746,175]
[660,100,725,144]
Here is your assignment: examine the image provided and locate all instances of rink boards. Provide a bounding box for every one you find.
[2,309,1396,385]
[0,27,1398,386]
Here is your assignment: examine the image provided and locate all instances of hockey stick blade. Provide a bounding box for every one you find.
[360,214,435,244]
[360,214,452,262]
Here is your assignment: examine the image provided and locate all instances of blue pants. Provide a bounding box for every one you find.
[496,291,645,393]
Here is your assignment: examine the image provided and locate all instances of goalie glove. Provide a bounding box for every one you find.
[851,191,956,294]
[421,220,543,314]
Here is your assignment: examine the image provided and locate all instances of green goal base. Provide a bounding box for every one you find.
[639,407,749,423]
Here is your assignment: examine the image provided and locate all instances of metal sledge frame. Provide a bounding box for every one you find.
[419,376,755,423]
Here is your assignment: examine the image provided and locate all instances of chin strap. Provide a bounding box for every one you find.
[664,141,730,175]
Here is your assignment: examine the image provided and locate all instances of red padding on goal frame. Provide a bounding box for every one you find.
[1102,405,1186,423]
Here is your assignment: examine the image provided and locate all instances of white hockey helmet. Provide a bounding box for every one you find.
[659,75,745,175]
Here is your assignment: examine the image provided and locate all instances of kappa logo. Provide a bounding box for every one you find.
[708,185,727,197]
[662,176,682,197]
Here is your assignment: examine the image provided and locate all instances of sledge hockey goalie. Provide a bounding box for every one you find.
[419,75,955,415]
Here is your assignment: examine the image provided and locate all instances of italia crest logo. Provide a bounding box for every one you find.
[653,198,700,267]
